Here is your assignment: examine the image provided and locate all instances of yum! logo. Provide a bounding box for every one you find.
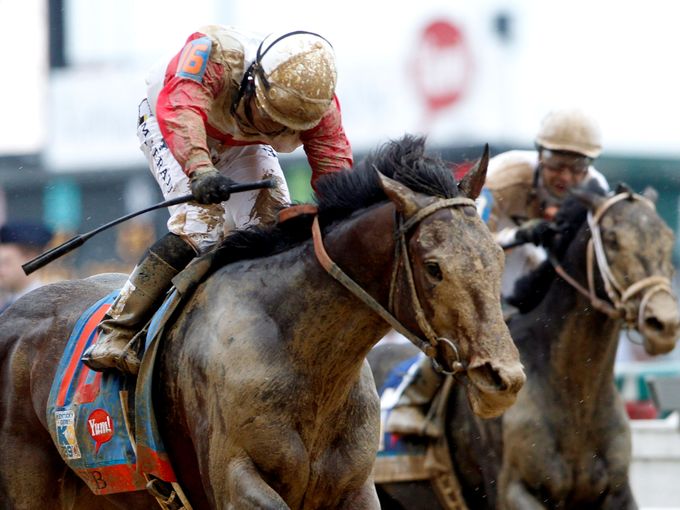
[87,408,114,453]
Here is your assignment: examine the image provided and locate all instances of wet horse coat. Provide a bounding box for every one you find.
[0,136,524,509]
[373,185,680,510]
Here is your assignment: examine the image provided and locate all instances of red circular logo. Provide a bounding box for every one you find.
[412,20,473,115]
[87,408,114,452]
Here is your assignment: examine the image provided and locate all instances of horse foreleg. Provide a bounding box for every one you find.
[501,479,547,510]
[225,457,290,510]
[0,428,70,509]
[600,482,638,510]
[337,479,381,509]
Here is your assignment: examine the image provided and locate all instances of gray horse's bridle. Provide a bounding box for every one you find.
[311,196,477,375]
[550,192,675,332]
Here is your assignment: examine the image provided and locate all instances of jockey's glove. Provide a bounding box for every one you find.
[514,219,555,247]
[190,167,236,204]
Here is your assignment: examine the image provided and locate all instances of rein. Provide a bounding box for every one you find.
[311,196,476,374]
[549,192,674,331]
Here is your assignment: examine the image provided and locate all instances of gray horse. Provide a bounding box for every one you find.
[0,136,524,509]
[373,184,680,510]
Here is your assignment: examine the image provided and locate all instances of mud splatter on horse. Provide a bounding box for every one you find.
[372,184,679,510]
[0,136,524,509]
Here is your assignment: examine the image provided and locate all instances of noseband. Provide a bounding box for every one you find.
[550,192,675,332]
[311,196,476,374]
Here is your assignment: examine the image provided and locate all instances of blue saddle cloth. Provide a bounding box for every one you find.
[46,289,182,495]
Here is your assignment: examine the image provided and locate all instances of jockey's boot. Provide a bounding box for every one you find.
[81,233,196,375]
[385,355,444,438]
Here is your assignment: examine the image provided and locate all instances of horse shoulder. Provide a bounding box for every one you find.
[349,361,381,431]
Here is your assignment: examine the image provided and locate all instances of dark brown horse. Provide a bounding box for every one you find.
[372,184,680,510]
[0,136,524,509]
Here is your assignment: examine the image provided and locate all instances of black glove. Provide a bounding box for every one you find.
[190,168,236,204]
[514,219,555,246]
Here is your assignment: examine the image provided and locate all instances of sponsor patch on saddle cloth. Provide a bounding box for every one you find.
[46,291,178,495]
[373,356,432,483]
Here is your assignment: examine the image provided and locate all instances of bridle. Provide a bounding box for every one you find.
[311,196,477,375]
[549,191,674,333]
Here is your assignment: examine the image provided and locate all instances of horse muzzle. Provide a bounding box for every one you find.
[638,290,680,355]
[465,358,526,419]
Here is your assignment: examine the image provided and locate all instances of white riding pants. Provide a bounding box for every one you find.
[136,99,290,253]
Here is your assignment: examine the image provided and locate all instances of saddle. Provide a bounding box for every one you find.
[44,253,218,509]
[43,208,308,508]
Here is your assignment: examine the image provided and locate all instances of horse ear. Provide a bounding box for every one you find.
[641,186,659,205]
[615,182,634,195]
[376,171,420,216]
[569,185,606,210]
[458,144,489,200]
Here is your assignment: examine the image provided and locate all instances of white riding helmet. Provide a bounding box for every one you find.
[535,108,603,159]
[252,31,337,131]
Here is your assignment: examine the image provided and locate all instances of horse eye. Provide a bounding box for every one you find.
[602,230,619,249]
[425,262,443,281]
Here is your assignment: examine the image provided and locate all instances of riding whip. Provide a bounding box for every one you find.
[22,179,275,275]
[500,239,527,250]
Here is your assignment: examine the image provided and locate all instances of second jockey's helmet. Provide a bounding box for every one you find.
[535,108,603,159]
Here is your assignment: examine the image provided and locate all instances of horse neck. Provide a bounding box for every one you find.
[231,202,398,383]
[271,202,401,396]
[324,202,399,303]
[524,234,621,398]
[315,202,400,357]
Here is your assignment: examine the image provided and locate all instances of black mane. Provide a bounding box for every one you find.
[209,135,459,268]
[507,182,607,313]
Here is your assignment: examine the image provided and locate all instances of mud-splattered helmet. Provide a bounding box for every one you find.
[535,108,602,158]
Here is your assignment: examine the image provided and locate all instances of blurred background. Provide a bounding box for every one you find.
[2,1,680,505]
[3,0,680,275]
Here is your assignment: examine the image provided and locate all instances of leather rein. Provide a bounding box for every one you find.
[311,196,477,375]
[549,192,674,331]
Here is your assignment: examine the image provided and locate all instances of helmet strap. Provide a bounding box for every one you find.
[230,30,333,132]
[256,30,333,64]
[230,61,257,119]
[231,30,333,114]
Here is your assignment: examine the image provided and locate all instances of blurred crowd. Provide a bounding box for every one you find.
[0,218,156,313]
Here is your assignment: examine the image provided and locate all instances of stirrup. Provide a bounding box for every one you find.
[146,477,185,510]
[112,347,141,376]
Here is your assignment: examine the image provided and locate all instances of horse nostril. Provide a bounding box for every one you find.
[645,316,664,333]
[470,362,508,392]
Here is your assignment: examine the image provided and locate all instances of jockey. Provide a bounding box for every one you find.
[385,108,610,437]
[82,26,353,375]
[484,108,609,300]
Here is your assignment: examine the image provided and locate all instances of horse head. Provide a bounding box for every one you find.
[569,185,680,354]
[376,143,525,419]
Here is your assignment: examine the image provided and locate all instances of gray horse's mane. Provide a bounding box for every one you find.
[507,183,608,313]
[210,135,459,268]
